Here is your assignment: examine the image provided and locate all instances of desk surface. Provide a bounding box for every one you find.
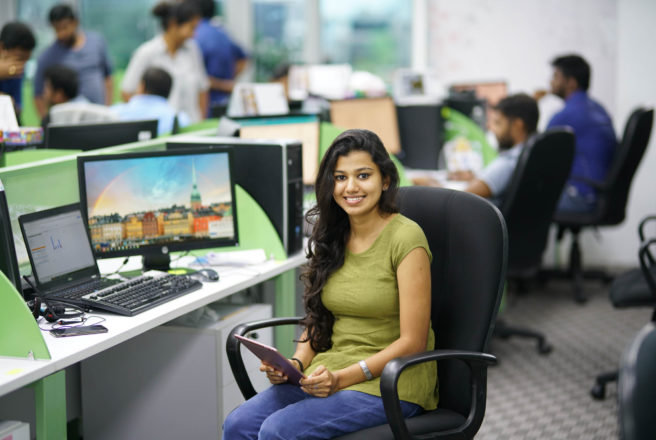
[0,253,306,398]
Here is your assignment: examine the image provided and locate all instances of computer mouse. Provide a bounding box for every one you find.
[196,268,219,282]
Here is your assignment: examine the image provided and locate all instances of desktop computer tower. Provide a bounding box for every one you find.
[167,136,304,256]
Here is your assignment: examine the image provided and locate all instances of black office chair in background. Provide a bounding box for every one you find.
[227,186,508,439]
[590,216,656,400]
[494,128,575,353]
[553,107,654,303]
[617,321,656,440]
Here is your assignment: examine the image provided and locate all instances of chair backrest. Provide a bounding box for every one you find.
[618,321,656,440]
[598,107,654,225]
[501,129,575,273]
[396,186,507,417]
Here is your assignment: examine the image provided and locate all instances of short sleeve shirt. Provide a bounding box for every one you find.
[121,36,210,123]
[306,214,438,410]
[479,143,525,206]
[33,31,113,104]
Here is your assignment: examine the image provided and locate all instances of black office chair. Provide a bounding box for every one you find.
[590,216,656,400]
[227,186,508,439]
[618,321,656,440]
[553,107,654,303]
[493,129,575,353]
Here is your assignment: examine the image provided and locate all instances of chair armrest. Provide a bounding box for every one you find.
[569,174,606,191]
[639,238,656,296]
[380,350,497,440]
[638,215,656,244]
[227,317,303,400]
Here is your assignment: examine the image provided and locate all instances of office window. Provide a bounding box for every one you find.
[319,0,411,82]
[252,0,306,81]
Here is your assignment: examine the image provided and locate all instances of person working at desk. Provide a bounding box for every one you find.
[41,64,117,126]
[121,1,209,123]
[544,54,616,214]
[33,4,114,119]
[449,93,539,207]
[0,22,36,123]
[111,67,190,135]
[223,129,437,439]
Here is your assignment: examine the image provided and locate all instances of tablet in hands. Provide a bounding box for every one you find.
[234,334,306,386]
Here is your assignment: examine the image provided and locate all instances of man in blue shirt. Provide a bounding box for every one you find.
[112,67,190,135]
[33,4,114,119]
[192,0,248,113]
[0,22,36,122]
[547,54,617,214]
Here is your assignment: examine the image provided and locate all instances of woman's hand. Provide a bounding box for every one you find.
[260,361,288,385]
[299,365,339,397]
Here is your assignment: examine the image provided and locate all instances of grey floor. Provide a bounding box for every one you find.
[477,278,651,439]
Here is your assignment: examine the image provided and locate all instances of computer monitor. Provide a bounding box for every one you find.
[46,119,158,150]
[238,119,320,185]
[329,97,401,155]
[0,178,22,295]
[77,148,239,271]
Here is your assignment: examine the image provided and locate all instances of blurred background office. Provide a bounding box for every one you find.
[0,0,653,313]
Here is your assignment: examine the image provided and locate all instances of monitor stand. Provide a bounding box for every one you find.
[142,253,171,272]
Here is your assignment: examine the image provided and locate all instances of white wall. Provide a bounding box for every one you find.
[426,0,656,268]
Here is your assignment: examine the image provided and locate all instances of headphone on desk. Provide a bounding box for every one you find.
[28,297,86,323]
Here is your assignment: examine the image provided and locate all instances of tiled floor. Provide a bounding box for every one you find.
[477,279,651,439]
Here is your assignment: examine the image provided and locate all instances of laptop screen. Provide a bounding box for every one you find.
[20,204,98,289]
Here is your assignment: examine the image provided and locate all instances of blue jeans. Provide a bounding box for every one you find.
[557,187,597,214]
[222,384,422,440]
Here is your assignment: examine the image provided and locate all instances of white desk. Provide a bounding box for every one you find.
[0,252,306,439]
[404,168,470,191]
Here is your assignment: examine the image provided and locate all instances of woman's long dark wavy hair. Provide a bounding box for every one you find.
[299,129,400,352]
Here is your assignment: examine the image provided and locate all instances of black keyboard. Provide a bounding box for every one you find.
[65,271,203,316]
[48,278,122,300]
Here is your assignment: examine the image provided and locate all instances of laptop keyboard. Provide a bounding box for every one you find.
[48,278,122,300]
[67,271,203,316]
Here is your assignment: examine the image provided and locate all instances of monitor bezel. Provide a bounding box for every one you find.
[0,178,23,297]
[77,147,239,261]
[46,119,158,150]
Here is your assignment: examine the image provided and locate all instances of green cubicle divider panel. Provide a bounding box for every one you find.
[233,184,286,260]
[178,119,220,134]
[0,271,50,359]
[3,149,79,168]
[318,122,413,187]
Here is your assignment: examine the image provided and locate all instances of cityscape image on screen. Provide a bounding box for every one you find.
[81,152,236,255]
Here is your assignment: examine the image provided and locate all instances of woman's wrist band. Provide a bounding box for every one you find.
[359,360,374,380]
[290,357,304,372]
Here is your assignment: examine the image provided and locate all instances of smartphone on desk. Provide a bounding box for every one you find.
[50,325,108,338]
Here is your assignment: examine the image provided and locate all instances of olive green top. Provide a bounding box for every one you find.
[305,214,438,410]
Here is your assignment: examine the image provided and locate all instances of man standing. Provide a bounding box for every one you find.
[0,22,36,122]
[33,4,114,119]
[547,54,616,214]
[193,0,248,114]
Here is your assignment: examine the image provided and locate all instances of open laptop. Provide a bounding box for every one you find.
[18,203,120,300]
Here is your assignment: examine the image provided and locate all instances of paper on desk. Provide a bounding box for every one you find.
[0,95,19,130]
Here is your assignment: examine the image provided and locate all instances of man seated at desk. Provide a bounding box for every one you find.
[418,93,539,207]
[41,64,117,127]
[111,66,190,135]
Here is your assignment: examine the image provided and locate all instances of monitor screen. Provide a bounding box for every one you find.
[0,178,22,295]
[329,97,401,155]
[46,119,158,150]
[77,148,238,267]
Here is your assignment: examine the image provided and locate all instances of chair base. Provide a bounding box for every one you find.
[539,268,614,304]
[591,370,618,400]
[493,320,553,354]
